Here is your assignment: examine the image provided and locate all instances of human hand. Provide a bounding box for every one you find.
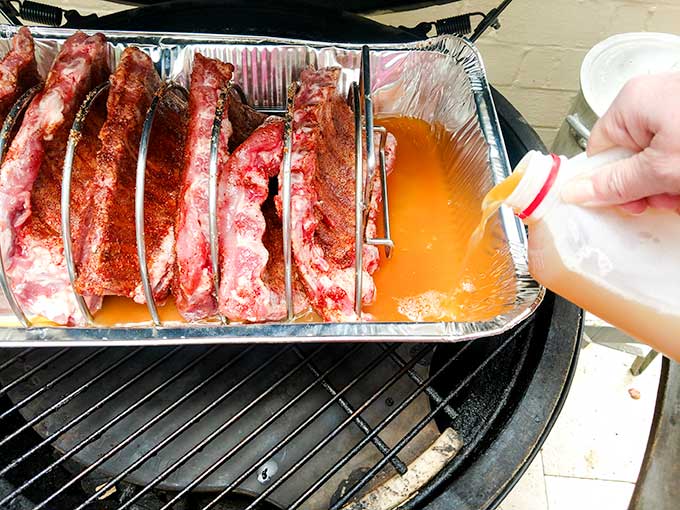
[561,72,680,213]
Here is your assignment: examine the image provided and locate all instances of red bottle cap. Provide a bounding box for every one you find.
[518,154,561,220]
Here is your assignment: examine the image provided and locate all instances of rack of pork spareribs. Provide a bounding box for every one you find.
[0,29,394,327]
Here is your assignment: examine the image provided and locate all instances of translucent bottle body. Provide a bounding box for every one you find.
[506,149,680,361]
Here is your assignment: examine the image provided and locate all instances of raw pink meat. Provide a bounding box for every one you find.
[217,117,307,321]
[0,32,109,325]
[175,53,266,320]
[277,67,397,322]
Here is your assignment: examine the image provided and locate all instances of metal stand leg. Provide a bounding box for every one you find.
[630,351,659,377]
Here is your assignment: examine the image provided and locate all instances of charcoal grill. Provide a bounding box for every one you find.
[0,1,582,509]
[0,295,580,510]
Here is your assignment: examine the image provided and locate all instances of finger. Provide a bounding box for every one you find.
[646,193,680,210]
[620,198,648,215]
[562,150,654,205]
[587,113,625,156]
[587,78,655,156]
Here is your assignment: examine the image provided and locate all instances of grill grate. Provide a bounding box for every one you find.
[0,321,531,510]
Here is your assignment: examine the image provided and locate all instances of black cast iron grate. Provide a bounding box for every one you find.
[0,319,532,510]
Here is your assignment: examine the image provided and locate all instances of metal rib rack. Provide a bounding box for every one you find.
[352,46,395,317]
[61,81,111,327]
[0,321,531,510]
[0,45,393,327]
[281,81,298,321]
[207,84,230,325]
[135,81,190,326]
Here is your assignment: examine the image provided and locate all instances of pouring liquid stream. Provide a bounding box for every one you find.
[455,168,526,289]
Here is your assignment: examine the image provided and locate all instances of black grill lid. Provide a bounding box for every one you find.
[67,0,420,42]
[82,0,465,14]
[68,0,510,43]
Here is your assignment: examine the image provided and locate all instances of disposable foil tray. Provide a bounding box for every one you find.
[0,25,543,346]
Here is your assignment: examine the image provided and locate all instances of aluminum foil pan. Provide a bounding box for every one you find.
[0,25,543,346]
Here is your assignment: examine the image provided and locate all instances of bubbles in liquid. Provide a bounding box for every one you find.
[397,278,478,322]
[461,280,476,293]
[397,291,456,322]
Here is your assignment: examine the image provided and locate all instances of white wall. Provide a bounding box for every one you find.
[369,0,680,146]
[26,1,680,147]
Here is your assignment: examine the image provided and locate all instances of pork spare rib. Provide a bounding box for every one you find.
[217,117,307,322]
[0,27,40,125]
[277,67,397,321]
[0,32,109,325]
[175,53,266,320]
[76,47,187,304]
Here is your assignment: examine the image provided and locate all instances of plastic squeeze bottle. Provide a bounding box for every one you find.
[501,147,680,362]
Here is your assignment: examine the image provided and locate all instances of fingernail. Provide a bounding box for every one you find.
[561,178,599,205]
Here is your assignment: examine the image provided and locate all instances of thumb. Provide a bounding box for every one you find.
[561,150,657,206]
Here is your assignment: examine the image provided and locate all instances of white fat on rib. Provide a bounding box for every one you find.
[9,237,100,324]
[133,228,175,304]
[37,89,65,139]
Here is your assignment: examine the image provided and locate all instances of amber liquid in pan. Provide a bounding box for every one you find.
[454,166,525,288]
[367,117,516,322]
[22,117,517,326]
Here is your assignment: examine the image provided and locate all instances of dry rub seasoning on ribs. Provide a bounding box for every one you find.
[0,31,109,325]
[76,47,187,305]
